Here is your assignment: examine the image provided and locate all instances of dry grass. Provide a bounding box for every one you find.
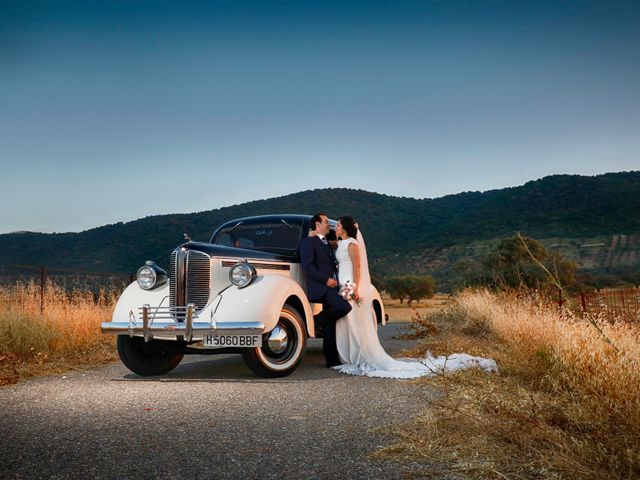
[0,281,118,385]
[384,293,451,323]
[377,289,640,479]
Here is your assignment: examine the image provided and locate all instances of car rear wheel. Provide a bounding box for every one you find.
[241,304,306,378]
[116,335,184,376]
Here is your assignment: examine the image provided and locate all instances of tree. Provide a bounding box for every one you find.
[385,274,436,305]
[449,258,490,291]
[483,234,580,292]
[405,275,435,305]
[370,273,385,292]
[385,276,406,304]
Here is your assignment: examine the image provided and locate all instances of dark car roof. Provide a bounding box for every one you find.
[208,214,336,260]
[217,214,313,227]
[209,214,313,242]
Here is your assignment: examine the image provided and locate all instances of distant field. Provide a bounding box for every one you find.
[383,293,451,323]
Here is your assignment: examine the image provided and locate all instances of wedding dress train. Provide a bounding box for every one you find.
[333,232,497,379]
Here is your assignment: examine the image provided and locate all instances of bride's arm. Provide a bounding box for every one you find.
[348,242,361,300]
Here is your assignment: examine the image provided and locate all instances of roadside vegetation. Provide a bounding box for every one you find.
[378,289,640,479]
[0,281,117,385]
[382,274,436,306]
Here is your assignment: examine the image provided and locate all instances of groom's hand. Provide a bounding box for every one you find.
[326,278,338,288]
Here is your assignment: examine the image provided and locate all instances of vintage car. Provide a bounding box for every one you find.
[101,214,386,378]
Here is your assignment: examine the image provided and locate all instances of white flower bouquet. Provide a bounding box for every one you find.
[339,280,360,304]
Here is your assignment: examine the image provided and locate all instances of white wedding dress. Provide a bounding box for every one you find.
[333,232,498,379]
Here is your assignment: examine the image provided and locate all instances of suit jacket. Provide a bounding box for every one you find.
[299,236,338,302]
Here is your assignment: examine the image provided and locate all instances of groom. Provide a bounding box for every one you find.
[299,213,352,367]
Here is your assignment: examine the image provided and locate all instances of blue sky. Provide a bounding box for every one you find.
[1,0,639,233]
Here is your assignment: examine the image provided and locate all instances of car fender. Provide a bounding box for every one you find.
[112,282,170,323]
[214,275,315,335]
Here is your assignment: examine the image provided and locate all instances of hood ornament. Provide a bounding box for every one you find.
[183,232,192,242]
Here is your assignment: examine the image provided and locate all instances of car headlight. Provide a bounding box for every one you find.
[229,261,256,288]
[136,261,168,290]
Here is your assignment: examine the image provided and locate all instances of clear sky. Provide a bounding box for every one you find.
[1,0,639,234]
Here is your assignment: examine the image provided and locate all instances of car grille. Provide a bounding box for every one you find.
[170,249,211,317]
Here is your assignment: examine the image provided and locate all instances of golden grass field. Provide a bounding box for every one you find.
[0,281,117,385]
[0,285,447,385]
[377,289,640,479]
[2,282,639,477]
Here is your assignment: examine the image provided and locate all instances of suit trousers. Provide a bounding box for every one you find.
[316,287,352,366]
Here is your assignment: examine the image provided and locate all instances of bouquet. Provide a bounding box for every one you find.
[339,281,360,304]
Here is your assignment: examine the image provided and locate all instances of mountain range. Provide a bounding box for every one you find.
[1,171,639,288]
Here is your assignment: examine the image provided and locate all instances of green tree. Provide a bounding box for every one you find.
[385,274,436,305]
[483,234,580,292]
[449,258,490,291]
[385,276,406,304]
[404,275,436,305]
[370,273,385,292]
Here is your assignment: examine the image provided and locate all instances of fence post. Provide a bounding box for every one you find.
[558,287,563,309]
[580,292,587,313]
[40,266,46,314]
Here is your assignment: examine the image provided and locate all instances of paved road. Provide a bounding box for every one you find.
[0,324,437,480]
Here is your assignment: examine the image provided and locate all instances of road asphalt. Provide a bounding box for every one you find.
[0,323,441,480]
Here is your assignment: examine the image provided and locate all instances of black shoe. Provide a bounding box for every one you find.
[326,359,341,368]
[314,315,325,337]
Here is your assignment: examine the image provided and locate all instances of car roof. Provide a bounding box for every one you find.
[209,214,337,243]
[217,214,312,226]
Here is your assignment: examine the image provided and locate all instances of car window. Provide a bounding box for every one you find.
[214,223,302,252]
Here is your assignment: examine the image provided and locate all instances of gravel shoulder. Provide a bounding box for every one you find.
[0,323,437,480]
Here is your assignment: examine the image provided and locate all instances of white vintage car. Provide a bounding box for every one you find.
[102,214,386,378]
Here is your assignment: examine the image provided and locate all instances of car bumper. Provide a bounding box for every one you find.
[101,304,264,342]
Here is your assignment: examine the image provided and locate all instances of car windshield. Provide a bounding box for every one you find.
[213,221,304,253]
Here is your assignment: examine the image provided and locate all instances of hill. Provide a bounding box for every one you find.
[1,171,639,287]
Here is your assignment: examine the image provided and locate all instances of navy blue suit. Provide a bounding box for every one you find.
[299,235,352,366]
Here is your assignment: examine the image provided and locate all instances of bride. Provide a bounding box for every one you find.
[329,216,497,379]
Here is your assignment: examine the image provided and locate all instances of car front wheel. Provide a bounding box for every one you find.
[116,335,184,376]
[241,304,306,378]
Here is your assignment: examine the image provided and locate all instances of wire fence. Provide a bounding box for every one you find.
[575,288,640,322]
[551,287,640,323]
[0,265,133,314]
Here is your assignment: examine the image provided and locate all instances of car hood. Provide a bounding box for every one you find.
[175,242,299,262]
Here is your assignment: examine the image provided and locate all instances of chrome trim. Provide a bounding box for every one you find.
[169,250,177,309]
[143,304,151,342]
[186,251,210,308]
[267,325,288,354]
[228,261,256,288]
[137,261,168,290]
[136,266,156,290]
[221,260,290,271]
[176,249,187,307]
[185,302,194,342]
[170,249,211,314]
[102,304,264,340]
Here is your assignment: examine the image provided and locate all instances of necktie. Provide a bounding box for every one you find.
[321,237,328,245]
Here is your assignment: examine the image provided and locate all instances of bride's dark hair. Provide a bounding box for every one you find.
[338,216,358,238]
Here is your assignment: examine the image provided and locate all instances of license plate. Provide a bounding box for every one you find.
[203,334,262,348]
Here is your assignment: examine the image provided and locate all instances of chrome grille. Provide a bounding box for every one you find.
[170,249,211,315]
[138,305,199,323]
[169,251,177,309]
[186,251,211,309]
